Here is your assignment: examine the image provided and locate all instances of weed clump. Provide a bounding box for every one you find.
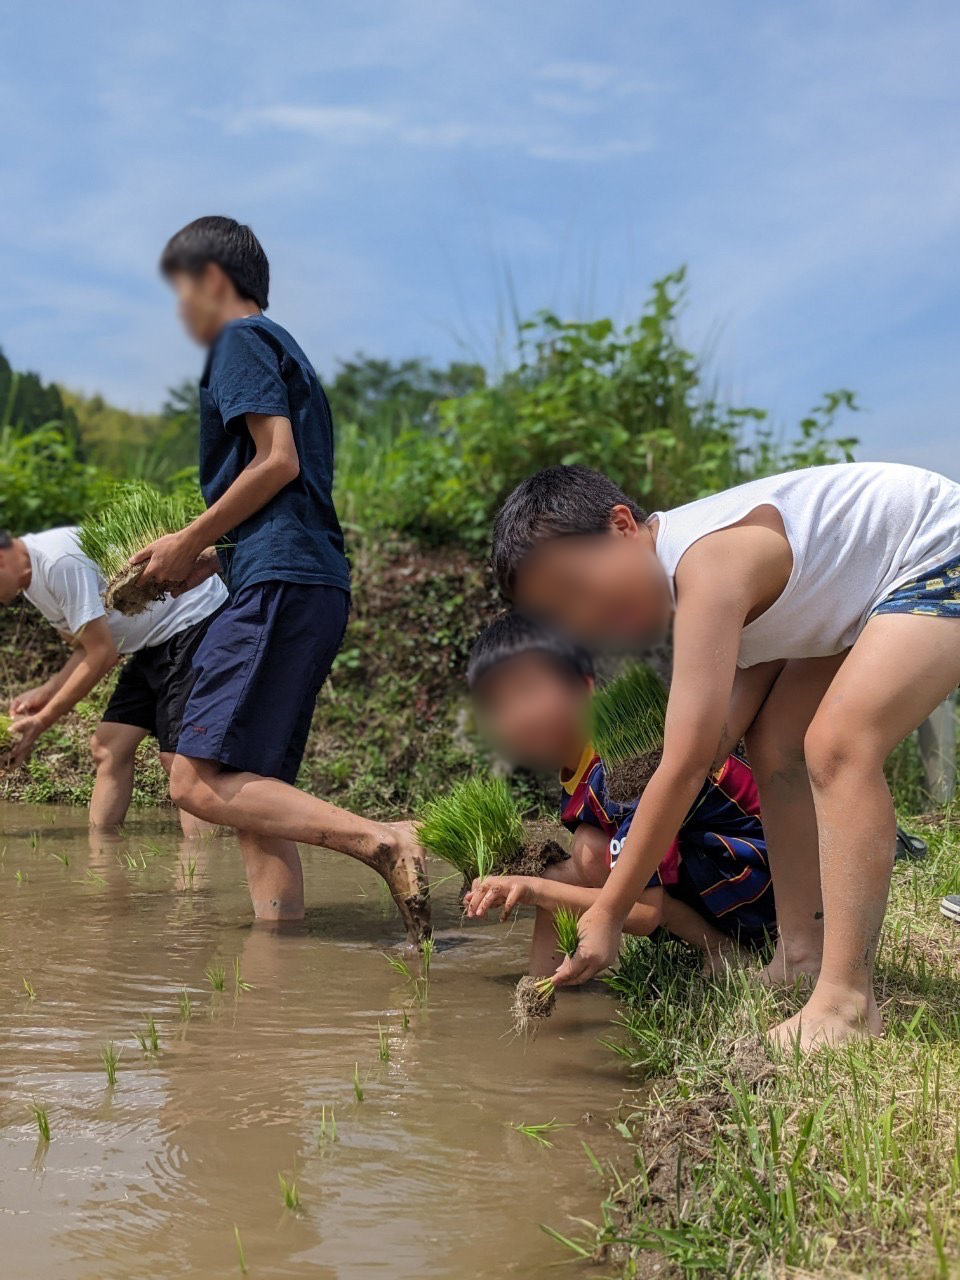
[417,775,566,888]
[591,665,667,802]
[78,481,204,616]
[513,907,580,1036]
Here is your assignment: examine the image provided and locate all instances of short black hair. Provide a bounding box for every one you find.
[491,464,647,598]
[160,216,269,309]
[467,611,594,692]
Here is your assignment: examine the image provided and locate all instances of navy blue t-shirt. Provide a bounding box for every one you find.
[199,315,350,595]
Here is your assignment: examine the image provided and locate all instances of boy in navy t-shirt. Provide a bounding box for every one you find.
[133,216,428,938]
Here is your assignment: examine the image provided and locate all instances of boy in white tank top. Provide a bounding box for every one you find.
[491,461,960,1051]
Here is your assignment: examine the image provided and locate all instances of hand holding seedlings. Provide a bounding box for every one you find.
[464,874,535,920]
[513,906,581,1035]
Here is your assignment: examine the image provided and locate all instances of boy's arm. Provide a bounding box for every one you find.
[133,413,300,587]
[9,648,86,716]
[467,873,664,937]
[553,536,767,986]
[8,618,118,765]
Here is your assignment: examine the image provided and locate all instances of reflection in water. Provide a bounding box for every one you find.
[0,804,630,1279]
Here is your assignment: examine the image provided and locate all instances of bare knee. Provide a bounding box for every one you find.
[90,730,130,773]
[169,756,217,819]
[804,718,881,792]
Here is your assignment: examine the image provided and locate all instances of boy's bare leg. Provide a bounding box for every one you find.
[159,750,220,838]
[570,824,610,888]
[658,894,745,975]
[528,858,585,976]
[169,755,430,940]
[237,831,305,921]
[89,723,147,828]
[781,614,960,1051]
[743,653,847,987]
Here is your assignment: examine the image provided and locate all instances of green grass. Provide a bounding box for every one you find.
[591,664,667,765]
[568,817,960,1277]
[77,480,202,582]
[417,774,525,882]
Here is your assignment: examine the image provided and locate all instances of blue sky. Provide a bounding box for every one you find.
[1,1,958,470]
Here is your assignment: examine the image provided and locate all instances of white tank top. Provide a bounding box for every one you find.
[653,462,960,668]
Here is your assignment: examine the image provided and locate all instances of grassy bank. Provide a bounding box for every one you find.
[572,816,960,1278]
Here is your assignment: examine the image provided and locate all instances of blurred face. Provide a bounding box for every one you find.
[513,508,673,647]
[167,264,235,345]
[0,542,30,606]
[473,653,591,771]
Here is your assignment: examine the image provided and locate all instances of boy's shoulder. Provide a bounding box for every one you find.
[217,314,312,370]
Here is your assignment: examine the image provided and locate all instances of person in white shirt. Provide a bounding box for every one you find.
[0,525,228,833]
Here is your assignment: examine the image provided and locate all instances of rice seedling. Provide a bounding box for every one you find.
[513,907,580,1035]
[134,1014,160,1055]
[77,480,204,616]
[591,664,668,801]
[278,1171,302,1212]
[49,849,69,867]
[177,854,198,889]
[513,1119,572,1149]
[383,951,429,1007]
[0,713,16,754]
[29,1102,51,1143]
[416,774,525,884]
[83,868,107,887]
[101,1041,121,1086]
[377,1023,390,1061]
[233,1225,248,1275]
[177,988,193,1020]
[353,1063,365,1102]
[28,830,40,849]
[205,960,226,992]
[21,977,36,1000]
[401,1007,410,1032]
[14,869,25,883]
[233,957,252,995]
[317,1105,337,1145]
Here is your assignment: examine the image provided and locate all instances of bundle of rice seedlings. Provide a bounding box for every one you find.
[513,906,580,1035]
[417,775,526,886]
[78,481,204,616]
[591,664,668,802]
[0,714,17,754]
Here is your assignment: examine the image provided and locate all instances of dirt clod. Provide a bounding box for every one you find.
[103,564,180,617]
[605,750,663,803]
[512,975,556,1035]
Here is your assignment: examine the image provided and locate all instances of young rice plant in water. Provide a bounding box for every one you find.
[417,775,524,883]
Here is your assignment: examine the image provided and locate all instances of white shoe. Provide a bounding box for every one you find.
[940,895,960,923]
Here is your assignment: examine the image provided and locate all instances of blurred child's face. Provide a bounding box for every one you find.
[513,508,673,647]
[474,654,591,771]
[168,265,234,346]
[0,544,29,606]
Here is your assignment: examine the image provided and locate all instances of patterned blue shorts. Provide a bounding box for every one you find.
[871,552,960,619]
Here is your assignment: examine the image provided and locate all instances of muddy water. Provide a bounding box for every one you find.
[0,804,632,1280]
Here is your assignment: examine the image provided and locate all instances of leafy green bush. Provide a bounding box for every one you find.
[0,423,106,533]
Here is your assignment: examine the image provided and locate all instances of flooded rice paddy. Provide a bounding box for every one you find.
[0,804,630,1279]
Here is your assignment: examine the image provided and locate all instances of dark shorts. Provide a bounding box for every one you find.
[102,606,226,752]
[870,551,960,619]
[176,581,350,784]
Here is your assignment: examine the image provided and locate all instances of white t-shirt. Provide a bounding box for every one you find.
[653,462,960,668]
[21,527,228,654]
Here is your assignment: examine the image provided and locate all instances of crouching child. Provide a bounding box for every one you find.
[462,613,775,976]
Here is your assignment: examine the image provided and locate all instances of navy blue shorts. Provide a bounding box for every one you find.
[176,582,350,783]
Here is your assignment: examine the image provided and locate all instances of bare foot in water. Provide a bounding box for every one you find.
[373,821,431,944]
[756,940,821,989]
[769,982,883,1053]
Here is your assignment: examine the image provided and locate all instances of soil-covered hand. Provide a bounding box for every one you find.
[6,713,48,768]
[170,547,222,597]
[8,685,50,717]
[465,874,533,921]
[551,901,622,986]
[130,531,201,587]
